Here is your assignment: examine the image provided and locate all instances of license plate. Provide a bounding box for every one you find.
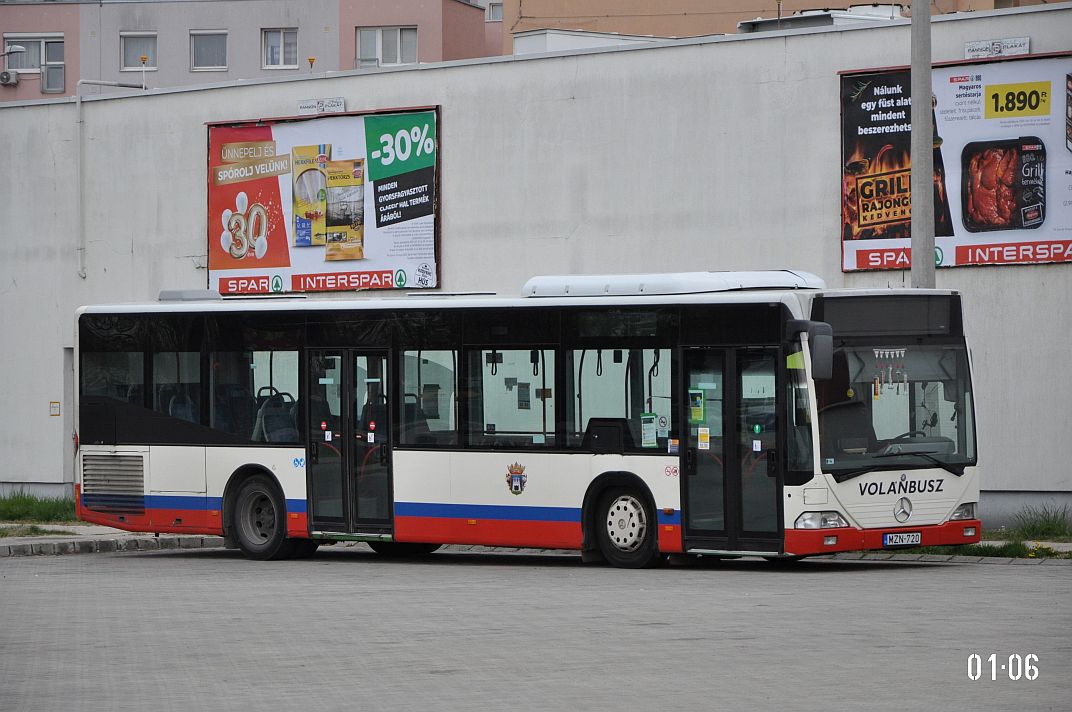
[883,532,921,547]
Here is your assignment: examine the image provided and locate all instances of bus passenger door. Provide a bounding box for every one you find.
[306,350,394,534]
[682,348,782,553]
[350,352,392,531]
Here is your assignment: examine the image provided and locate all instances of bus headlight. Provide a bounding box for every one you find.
[950,502,977,521]
[794,511,848,529]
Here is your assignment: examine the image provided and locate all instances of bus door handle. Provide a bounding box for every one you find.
[685,448,696,475]
[379,444,389,466]
[766,449,777,477]
[309,441,319,464]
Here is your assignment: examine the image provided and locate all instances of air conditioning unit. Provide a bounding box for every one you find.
[0,70,19,86]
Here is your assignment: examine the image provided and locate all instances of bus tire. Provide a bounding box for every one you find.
[595,487,659,569]
[232,474,293,560]
[367,542,441,557]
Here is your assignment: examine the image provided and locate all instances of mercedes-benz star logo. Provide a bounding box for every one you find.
[894,497,913,523]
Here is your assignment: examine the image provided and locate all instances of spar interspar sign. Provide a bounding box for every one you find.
[207,108,439,294]
[840,54,1072,271]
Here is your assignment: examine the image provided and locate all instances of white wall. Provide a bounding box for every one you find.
[0,5,1069,501]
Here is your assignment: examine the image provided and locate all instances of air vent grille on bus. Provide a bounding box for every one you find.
[82,454,145,514]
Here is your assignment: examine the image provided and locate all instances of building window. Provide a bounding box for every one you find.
[191,31,227,71]
[121,33,157,70]
[262,28,297,69]
[4,35,65,93]
[357,27,417,67]
[487,3,503,22]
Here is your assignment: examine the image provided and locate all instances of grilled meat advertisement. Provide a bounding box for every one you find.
[841,55,1072,271]
[962,138,1045,232]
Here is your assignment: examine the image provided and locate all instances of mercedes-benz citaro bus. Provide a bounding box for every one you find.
[75,271,980,567]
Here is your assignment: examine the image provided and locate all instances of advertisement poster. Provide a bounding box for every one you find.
[840,55,1072,271]
[207,108,438,294]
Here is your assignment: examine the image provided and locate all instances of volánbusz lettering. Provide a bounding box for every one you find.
[858,479,945,496]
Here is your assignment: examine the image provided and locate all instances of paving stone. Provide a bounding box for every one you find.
[96,540,117,553]
[920,554,954,562]
[31,542,57,555]
[203,536,225,548]
[157,537,178,549]
[1010,558,1044,565]
[949,555,985,563]
[1039,558,1072,565]
[889,553,923,561]
[74,541,96,554]
[8,544,31,556]
[0,545,10,557]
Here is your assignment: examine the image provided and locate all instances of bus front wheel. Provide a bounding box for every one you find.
[232,475,293,560]
[595,488,660,569]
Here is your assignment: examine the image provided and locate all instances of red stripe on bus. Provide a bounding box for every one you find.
[79,500,310,539]
[395,516,583,549]
[658,524,683,553]
[784,519,981,556]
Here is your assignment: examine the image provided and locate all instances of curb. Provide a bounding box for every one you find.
[830,551,1072,565]
[0,536,225,558]
[1,537,1070,563]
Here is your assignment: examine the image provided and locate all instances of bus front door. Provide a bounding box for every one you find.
[682,348,782,553]
[307,350,393,534]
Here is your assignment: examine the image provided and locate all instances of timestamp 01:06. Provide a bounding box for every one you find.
[967,654,1039,681]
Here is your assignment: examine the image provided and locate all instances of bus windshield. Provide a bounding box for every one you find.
[816,342,976,480]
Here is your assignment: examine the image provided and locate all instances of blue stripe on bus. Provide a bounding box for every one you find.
[395,502,582,523]
[143,496,223,510]
[657,510,681,526]
[85,494,307,514]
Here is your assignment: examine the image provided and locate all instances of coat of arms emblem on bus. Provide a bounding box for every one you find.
[506,462,528,495]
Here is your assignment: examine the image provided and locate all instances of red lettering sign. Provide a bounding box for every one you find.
[856,247,911,270]
[219,276,272,294]
[291,270,396,292]
[956,240,1072,265]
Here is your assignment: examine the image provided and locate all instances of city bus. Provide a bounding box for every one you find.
[75,271,981,567]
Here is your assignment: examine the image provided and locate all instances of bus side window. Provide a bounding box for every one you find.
[566,348,672,451]
[400,350,458,446]
[466,348,555,448]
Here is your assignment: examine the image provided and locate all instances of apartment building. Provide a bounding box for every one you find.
[0,0,503,101]
[497,0,1042,53]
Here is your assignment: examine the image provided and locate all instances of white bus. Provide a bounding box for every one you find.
[75,271,980,567]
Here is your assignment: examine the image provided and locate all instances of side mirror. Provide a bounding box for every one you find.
[787,320,833,380]
[809,324,833,380]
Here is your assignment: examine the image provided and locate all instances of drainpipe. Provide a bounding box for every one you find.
[75,79,144,279]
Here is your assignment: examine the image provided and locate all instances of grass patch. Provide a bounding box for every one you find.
[0,524,72,538]
[1012,503,1072,540]
[0,491,77,523]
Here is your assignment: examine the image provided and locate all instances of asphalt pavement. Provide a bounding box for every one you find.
[1,543,1069,711]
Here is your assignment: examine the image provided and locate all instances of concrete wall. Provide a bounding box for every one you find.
[0,6,1069,507]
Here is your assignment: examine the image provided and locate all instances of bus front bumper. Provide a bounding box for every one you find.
[784,519,982,556]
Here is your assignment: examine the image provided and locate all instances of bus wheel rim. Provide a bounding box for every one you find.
[605,495,647,552]
[243,492,276,543]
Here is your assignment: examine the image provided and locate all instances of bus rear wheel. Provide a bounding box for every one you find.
[595,488,660,569]
[367,542,441,557]
[232,475,293,560]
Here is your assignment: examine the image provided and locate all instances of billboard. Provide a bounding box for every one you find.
[840,55,1072,271]
[207,108,439,294]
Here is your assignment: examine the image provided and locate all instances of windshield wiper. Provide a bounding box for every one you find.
[873,449,965,476]
[830,467,879,482]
